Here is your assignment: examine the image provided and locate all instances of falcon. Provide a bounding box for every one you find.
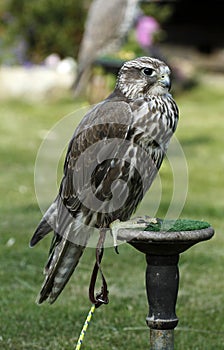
[73,0,140,95]
[30,56,179,304]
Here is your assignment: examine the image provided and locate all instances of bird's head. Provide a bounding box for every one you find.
[116,56,171,99]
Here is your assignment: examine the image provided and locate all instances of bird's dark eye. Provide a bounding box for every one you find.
[143,68,154,76]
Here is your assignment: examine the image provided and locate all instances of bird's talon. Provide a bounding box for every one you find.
[114,245,119,254]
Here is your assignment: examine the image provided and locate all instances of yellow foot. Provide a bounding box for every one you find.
[109,217,158,249]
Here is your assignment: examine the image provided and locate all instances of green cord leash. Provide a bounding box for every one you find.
[75,304,96,350]
[75,229,109,349]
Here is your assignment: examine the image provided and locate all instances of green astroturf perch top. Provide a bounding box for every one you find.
[144,219,211,232]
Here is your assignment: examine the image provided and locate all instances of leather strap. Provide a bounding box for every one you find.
[89,229,109,308]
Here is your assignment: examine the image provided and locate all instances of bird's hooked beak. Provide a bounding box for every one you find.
[159,74,171,91]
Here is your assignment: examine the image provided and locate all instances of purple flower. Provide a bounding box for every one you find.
[136,16,160,48]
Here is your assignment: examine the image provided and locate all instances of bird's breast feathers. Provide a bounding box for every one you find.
[129,94,178,143]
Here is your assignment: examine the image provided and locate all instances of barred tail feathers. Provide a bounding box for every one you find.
[37,241,85,304]
[30,199,58,247]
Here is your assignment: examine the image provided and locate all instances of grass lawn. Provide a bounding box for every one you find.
[0,81,224,349]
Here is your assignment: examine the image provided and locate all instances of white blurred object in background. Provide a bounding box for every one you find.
[0,55,77,101]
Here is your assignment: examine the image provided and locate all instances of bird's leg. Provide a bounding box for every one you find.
[110,217,158,253]
[109,220,121,254]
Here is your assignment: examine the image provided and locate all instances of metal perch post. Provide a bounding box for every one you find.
[115,217,215,350]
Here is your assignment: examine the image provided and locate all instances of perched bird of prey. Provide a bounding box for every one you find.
[73,0,140,96]
[30,56,179,304]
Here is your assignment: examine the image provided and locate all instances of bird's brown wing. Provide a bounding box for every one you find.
[60,99,134,213]
[30,99,132,245]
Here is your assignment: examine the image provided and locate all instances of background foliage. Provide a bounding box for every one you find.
[0,0,91,63]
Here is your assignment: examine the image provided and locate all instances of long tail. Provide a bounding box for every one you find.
[30,200,58,247]
[38,239,85,304]
[30,199,89,304]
